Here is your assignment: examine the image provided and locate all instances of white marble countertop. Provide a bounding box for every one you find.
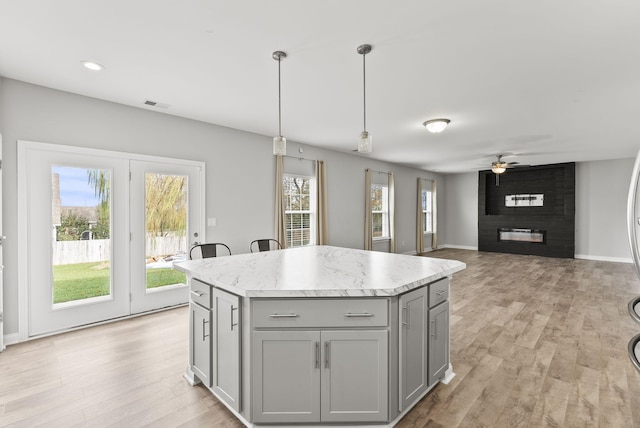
[174,245,465,298]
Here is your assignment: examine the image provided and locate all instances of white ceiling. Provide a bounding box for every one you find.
[1,0,639,173]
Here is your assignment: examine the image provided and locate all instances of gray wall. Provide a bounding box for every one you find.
[442,172,478,249]
[0,78,444,337]
[442,159,635,262]
[575,158,634,261]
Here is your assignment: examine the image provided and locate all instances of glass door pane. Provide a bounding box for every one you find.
[52,166,112,305]
[144,172,187,289]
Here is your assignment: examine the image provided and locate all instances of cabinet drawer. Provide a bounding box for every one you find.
[428,278,449,308]
[190,279,213,308]
[252,299,388,328]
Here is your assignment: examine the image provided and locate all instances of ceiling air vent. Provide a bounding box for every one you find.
[143,99,170,109]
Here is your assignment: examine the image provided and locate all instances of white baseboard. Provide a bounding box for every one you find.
[439,244,478,251]
[574,254,633,263]
[3,333,19,348]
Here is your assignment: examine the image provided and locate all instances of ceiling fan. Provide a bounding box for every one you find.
[491,154,520,186]
[491,154,518,174]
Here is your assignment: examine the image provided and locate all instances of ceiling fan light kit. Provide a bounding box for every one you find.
[423,118,450,133]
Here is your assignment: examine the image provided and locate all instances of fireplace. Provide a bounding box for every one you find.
[498,228,545,243]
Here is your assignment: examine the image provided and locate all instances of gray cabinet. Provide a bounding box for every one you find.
[251,331,320,423]
[321,330,388,422]
[211,288,241,412]
[187,280,241,412]
[398,286,429,411]
[251,298,389,424]
[189,302,211,386]
[252,328,388,424]
[398,278,451,411]
[428,300,450,385]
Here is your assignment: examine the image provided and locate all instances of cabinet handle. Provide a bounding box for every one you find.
[315,342,320,369]
[435,290,446,296]
[190,290,205,298]
[401,306,409,328]
[325,342,330,369]
[268,313,299,318]
[431,319,438,340]
[344,312,373,317]
[231,306,238,331]
[202,319,209,341]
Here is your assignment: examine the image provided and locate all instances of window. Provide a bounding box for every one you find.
[283,175,316,247]
[371,184,389,239]
[422,188,433,233]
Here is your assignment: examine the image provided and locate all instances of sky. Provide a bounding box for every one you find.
[52,166,104,207]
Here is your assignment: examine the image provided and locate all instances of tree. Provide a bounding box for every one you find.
[57,212,91,241]
[145,174,187,237]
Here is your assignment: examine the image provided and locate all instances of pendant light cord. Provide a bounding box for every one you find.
[278,56,282,137]
[362,52,367,133]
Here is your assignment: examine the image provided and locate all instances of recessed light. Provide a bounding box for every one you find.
[81,61,105,71]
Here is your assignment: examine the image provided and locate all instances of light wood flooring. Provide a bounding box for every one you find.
[1,249,640,427]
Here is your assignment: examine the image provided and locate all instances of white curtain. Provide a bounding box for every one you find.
[364,169,372,250]
[315,160,328,245]
[389,172,396,253]
[274,155,286,248]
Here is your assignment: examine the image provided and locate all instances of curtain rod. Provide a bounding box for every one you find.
[366,168,391,175]
[283,154,319,163]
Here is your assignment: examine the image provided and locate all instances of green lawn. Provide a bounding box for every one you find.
[53,262,186,304]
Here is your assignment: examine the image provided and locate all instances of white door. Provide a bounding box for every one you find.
[129,160,202,313]
[24,145,130,336]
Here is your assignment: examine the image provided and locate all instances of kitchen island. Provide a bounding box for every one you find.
[174,245,465,427]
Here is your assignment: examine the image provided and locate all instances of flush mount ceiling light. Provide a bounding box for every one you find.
[357,44,372,153]
[272,50,287,156]
[81,60,104,71]
[423,118,450,133]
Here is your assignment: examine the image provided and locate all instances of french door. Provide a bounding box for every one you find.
[20,142,203,337]
[129,160,201,314]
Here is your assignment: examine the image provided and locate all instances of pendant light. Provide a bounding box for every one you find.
[357,44,372,153]
[272,50,287,155]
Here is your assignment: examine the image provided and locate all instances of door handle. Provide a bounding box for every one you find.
[315,342,320,369]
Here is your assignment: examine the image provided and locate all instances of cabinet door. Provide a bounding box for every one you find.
[429,300,450,385]
[399,286,429,411]
[190,302,211,386]
[252,331,321,423]
[211,288,241,412]
[320,330,388,422]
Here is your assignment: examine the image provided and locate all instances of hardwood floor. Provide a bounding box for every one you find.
[1,249,639,427]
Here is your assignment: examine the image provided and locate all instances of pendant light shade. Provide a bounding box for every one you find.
[272,51,287,155]
[357,44,372,153]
